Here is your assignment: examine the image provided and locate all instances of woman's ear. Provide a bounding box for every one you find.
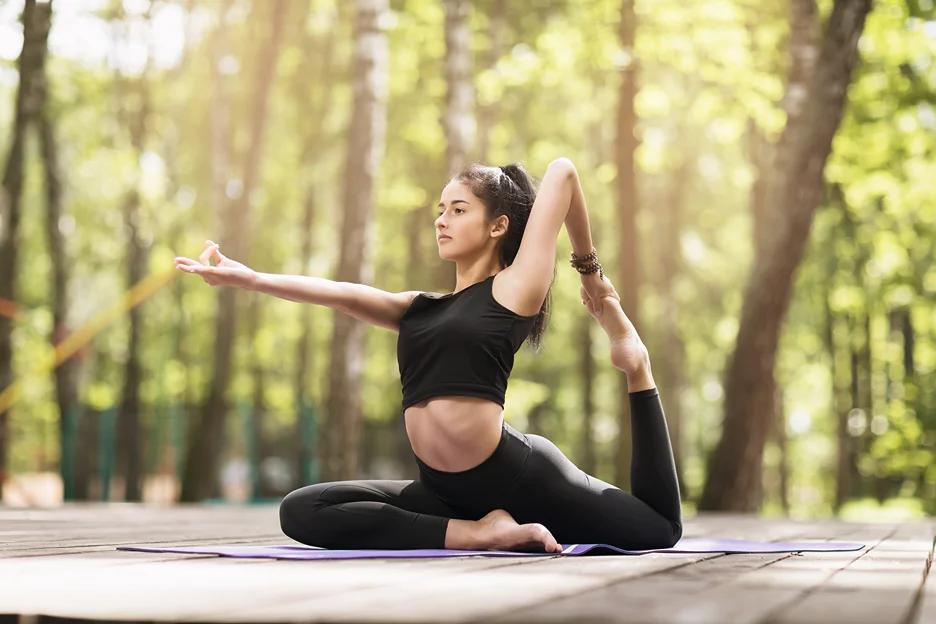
[490,214,509,239]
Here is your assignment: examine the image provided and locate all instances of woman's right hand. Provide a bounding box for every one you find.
[174,240,259,290]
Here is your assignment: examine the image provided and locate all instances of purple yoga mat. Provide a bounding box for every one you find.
[118,538,865,560]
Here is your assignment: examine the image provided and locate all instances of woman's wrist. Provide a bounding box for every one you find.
[571,247,603,280]
[247,271,263,292]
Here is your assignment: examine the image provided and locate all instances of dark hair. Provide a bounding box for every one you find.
[452,162,554,351]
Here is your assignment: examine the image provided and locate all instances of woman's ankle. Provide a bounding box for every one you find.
[444,519,484,550]
[626,358,656,393]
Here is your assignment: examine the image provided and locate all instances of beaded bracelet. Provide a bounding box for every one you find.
[571,247,604,280]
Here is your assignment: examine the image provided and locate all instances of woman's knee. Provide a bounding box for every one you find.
[666,518,683,548]
[641,517,682,550]
[607,515,682,551]
[278,482,335,542]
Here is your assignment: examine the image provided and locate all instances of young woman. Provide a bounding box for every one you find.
[174,158,681,553]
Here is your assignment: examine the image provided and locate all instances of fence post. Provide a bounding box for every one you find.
[299,402,319,485]
[98,407,116,501]
[61,403,81,501]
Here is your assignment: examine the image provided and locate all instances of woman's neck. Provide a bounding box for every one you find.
[453,260,502,293]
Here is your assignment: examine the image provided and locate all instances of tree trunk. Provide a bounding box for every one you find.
[578,316,596,474]
[181,0,288,501]
[40,98,82,502]
[855,309,873,497]
[699,0,871,512]
[116,31,152,501]
[162,0,196,499]
[828,278,851,513]
[394,207,426,480]
[614,0,639,489]
[0,0,51,501]
[209,0,232,229]
[293,2,337,488]
[73,405,97,500]
[30,0,81,502]
[892,307,920,491]
[435,0,474,292]
[248,294,265,499]
[657,155,690,490]
[774,385,789,513]
[477,0,506,164]
[322,0,389,482]
[829,185,859,512]
[443,0,475,175]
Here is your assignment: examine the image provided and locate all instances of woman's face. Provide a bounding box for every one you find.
[435,180,500,262]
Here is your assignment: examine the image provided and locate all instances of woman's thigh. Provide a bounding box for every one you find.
[280,479,481,549]
[281,479,468,518]
[504,435,680,549]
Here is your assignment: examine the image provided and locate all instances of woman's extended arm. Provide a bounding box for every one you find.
[175,241,419,332]
[252,273,420,332]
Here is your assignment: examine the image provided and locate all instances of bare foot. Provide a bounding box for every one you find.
[476,509,563,553]
[587,296,648,376]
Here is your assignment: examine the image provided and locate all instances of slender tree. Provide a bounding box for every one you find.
[181,0,288,501]
[0,0,53,501]
[614,0,639,488]
[477,0,506,164]
[293,1,338,488]
[114,5,153,502]
[436,0,474,292]
[322,0,390,481]
[32,0,82,501]
[657,155,691,490]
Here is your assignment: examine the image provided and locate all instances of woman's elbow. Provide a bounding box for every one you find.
[547,157,577,178]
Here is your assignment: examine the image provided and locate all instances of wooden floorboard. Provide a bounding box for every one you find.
[0,505,932,623]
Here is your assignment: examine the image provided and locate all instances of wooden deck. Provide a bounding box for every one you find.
[0,505,933,623]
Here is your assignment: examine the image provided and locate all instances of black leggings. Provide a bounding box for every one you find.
[279,388,681,550]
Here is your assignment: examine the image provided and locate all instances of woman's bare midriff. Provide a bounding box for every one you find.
[405,396,504,472]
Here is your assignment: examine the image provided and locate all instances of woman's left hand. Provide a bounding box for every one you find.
[579,272,619,316]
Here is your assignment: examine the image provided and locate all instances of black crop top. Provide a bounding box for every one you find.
[397,275,537,409]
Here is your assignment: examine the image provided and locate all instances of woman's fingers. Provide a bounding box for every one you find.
[175,256,206,268]
[199,242,220,266]
[212,247,227,266]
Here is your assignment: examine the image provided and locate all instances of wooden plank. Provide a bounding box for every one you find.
[1,506,928,624]
[225,517,823,623]
[497,521,893,624]
[0,505,283,556]
[767,521,935,624]
[912,525,936,624]
[0,553,560,622]
[200,554,717,623]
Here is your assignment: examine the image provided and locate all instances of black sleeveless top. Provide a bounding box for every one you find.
[397,275,537,409]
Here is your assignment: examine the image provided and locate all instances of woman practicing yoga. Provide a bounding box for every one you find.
[174,158,681,553]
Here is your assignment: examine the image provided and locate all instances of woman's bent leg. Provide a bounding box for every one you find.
[505,388,682,550]
[628,387,682,530]
[279,479,471,549]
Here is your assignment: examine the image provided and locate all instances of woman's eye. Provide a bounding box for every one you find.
[454,208,464,214]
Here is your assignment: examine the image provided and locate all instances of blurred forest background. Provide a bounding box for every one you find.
[0,0,934,520]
